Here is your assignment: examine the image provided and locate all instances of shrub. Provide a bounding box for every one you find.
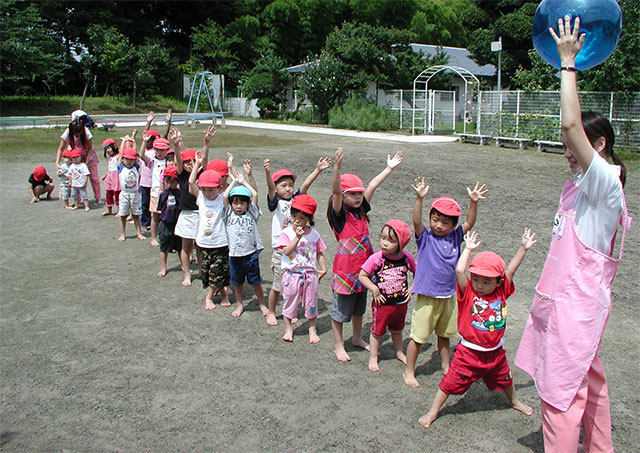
[328,95,392,131]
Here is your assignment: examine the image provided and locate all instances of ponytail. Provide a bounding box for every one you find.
[582,111,626,187]
[611,152,626,188]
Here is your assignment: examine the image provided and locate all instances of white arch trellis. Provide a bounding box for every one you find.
[412,65,480,135]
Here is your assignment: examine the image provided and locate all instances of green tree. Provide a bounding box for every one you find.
[187,19,241,76]
[87,25,134,96]
[129,40,177,108]
[241,49,292,117]
[298,52,348,123]
[260,0,308,65]
[511,50,560,91]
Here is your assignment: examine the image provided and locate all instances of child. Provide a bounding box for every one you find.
[222,161,266,317]
[67,149,91,211]
[57,151,71,207]
[157,165,181,277]
[359,220,417,372]
[418,229,536,428]
[403,177,487,387]
[189,155,229,310]
[263,156,331,326]
[102,138,121,216]
[170,126,216,287]
[276,194,327,343]
[28,166,54,203]
[328,147,403,362]
[117,143,146,242]
[140,135,171,246]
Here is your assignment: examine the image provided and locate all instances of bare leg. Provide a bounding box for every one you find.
[282,316,294,342]
[504,384,533,416]
[266,289,279,326]
[391,332,407,365]
[45,184,54,198]
[118,216,127,241]
[418,389,449,428]
[150,212,160,246]
[437,336,451,374]
[158,252,168,277]
[352,315,370,351]
[368,334,382,371]
[403,339,423,387]
[308,317,320,344]
[332,319,350,362]
[205,286,216,310]
[232,284,245,317]
[252,283,268,316]
[218,286,230,306]
[133,215,146,240]
[83,199,90,211]
[180,238,193,286]
[102,206,113,216]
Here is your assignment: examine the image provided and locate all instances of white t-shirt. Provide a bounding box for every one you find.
[58,162,70,180]
[107,155,119,172]
[118,163,140,193]
[268,193,295,247]
[196,192,227,249]
[149,157,167,198]
[68,163,90,188]
[276,226,327,271]
[573,152,623,254]
[225,204,264,257]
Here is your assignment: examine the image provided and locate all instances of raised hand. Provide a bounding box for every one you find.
[263,158,271,173]
[522,228,537,250]
[168,127,182,145]
[387,151,403,169]
[243,159,252,175]
[463,230,482,251]
[203,125,216,144]
[147,111,155,124]
[412,177,430,199]
[334,147,343,169]
[467,182,488,202]
[550,15,585,63]
[166,108,172,122]
[226,152,234,168]
[317,156,331,171]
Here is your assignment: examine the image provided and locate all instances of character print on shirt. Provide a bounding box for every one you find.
[470,296,506,332]
[552,213,567,240]
[285,239,316,268]
[123,169,137,190]
[167,194,176,207]
[372,259,409,304]
[280,202,291,229]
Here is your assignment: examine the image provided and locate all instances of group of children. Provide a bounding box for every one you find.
[29,119,540,429]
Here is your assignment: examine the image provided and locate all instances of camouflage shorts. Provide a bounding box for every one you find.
[200,246,230,289]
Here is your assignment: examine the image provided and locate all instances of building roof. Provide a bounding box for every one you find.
[409,44,496,77]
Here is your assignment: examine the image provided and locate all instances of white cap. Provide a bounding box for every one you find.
[71,110,88,120]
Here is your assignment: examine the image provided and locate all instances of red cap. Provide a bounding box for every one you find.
[291,193,317,215]
[181,149,197,161]
[198,170,221,188]
[384,219,411,249]
[61,150,71,158]
[431,197,461,216]
[167,148,175,155]
[69,148,83,158]
[272,169,296,183]
[469,251,506,278]
[163,165,178,179]
[102,138,116,147]
[206,159,229,176]
[153,138,170,150]
[340,174,365,193]
[146,129,160,138]
[33,166,47,181]
[122,147,138,160]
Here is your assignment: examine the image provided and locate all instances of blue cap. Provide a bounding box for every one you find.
[228,186,251,199]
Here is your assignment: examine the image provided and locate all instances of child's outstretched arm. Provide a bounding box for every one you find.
[188,154,203,197]
[462,182,488,233]
[163,108,172,138]
[505,228,537,281]
[300,156,331,194]
[139,133,151,165]
[243,159,259,204]
[222,170,240,209]
[145,111,155,132]
[358,269,386,305]
[169,128,184,172]
[263,158,276,202]
[412,176,430,236]
[331,147,344,213]
[456,231,482,293]
[364,151,403,203]
[201,125,216,168]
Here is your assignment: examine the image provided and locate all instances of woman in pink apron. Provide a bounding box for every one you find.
[515,17,631,453]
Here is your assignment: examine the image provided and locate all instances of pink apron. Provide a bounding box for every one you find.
[514,180,631,412]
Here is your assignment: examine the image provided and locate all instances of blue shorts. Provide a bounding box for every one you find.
[229,250,262,286]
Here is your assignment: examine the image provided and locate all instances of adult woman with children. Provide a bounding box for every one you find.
[515,16,631,453]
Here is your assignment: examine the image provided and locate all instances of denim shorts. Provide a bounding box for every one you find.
[229,250,262,286]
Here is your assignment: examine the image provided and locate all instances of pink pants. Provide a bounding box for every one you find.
[281,269,318,320]
[541,355,613,453]
[87,160,101,201]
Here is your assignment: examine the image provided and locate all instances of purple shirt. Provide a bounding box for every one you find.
[412,225,464,297]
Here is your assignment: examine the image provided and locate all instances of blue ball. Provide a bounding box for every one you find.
[532,0,622,71]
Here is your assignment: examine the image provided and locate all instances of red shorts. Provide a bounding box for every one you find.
[439,343,512,395]
[370,302,408,337]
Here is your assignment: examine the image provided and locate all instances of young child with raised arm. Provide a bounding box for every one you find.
[328,147,403,362]
[156,165,181,277]
[403,177,487,387]
[222,161,266,318]
[263,156,331,326]
[359,219,416,372]
[418,229,536,428]
[116,133,146,242]
[139,134,171,246]
[189,154,229,310]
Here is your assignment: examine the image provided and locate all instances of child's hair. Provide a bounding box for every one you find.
[103,144,119,158]
[429,207,459,225]
[69,120,87,148]
[326,194,370,229]
[582,111,626,187]
[291,207,314,226]
[381,224,399,252]
[229,195,250,205]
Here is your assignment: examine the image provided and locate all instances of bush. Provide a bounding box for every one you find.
[328,95,392,131]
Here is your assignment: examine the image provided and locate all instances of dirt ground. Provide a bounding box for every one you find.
[1,126,638,452]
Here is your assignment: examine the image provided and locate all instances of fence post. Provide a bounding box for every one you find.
[609,92,614,122]
[399,90,403,130]
[477,91,482,134]
[516,90,521,137]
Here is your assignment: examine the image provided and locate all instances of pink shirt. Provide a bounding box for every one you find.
[139,148,156,187]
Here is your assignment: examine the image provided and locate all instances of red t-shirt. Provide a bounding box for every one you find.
[456,276,515,349]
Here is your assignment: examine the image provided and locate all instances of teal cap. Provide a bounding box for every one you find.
[228,186,251,199]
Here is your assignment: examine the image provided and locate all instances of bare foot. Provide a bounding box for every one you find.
[150,239,159,247]
[68,204,78,210]
[352,338,370,351]
[396,351,408,365]
[231,305,244,317]
[219,297,231,307]
[181,277,192,287]
[205,299,216,310]
[65,205,74,210]
[418,410,438,428]
[84,206,90,211]
[309,327,320,344]
[224,287,232,296]
[368,357,380,372]
[102,210,112,216]
[157,269,167,277]
[136,233,146,240]
[403,370,420,388]
[512,400,533,416]
[113,212,119,218]
[117,235,126,242]
[282,331,293,342]
[266,312,278,326]
[258,305,269,316]
[291,317,299,324]
[334,345,351,362]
